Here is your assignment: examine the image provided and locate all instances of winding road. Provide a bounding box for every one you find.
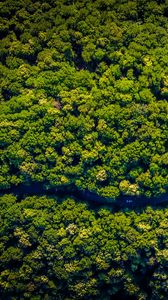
[1,182,168,209]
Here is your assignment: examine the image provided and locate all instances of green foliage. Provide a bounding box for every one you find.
[0,0,168,201]
[0,194,168,299]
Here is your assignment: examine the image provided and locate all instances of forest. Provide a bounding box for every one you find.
[0,194,168,300]
[0,0,168,200]
[0,0,168,299]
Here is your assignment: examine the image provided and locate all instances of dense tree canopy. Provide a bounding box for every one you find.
[1,2,168,299]
[0,0,168,200]
[0,194,168,299]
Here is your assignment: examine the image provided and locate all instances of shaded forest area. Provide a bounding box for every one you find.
[0,0,168,201]
[0,194,168,300]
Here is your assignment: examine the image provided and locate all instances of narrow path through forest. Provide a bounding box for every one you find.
[1,183,168,210]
